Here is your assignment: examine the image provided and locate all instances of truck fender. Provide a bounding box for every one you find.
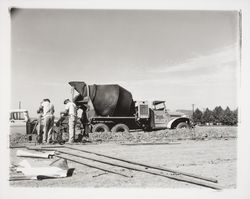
[167,117,190,129]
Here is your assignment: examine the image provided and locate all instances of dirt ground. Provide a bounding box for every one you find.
[9,126,237,189]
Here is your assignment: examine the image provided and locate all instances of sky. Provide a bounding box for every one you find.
[11,9,240,117]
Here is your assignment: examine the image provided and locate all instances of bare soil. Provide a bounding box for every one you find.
[9,126,237,189]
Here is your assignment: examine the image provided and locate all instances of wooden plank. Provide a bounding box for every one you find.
[10,145,65,149]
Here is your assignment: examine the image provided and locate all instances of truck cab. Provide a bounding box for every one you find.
[9,109,37,137]
[151,101,191,129]
[9,109,29,135]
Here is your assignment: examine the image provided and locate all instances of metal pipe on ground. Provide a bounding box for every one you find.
[56,149,222,190]
[64,146,218,183]
[27,145,221,189]
[55,154,131,178]
[9,176,35,181]
[121,142,181,146]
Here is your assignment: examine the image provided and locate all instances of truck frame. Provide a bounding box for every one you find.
[69,82,191,133]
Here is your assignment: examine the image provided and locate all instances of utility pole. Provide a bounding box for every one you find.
[18,101,21,109]
[191,104,196,137]
[192,104,195,120]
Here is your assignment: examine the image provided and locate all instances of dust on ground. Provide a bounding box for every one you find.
[9,126,237,188]
[89,126,237,144]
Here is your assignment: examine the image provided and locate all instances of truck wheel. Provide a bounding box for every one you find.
[92,123,110,133]
[176,122,189,129]
[111,124,129,133]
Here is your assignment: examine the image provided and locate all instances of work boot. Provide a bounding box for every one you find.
[65,138,74,144]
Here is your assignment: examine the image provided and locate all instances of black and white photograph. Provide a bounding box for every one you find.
[1,0,250,198]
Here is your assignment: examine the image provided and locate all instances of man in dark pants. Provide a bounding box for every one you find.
[63,99,77,143]
[37,99,55,144]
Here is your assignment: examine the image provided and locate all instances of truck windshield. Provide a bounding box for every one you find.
[154,103,165,110]
[10,112,28,120]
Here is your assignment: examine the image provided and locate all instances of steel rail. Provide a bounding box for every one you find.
[121,142,181,146]
[64,146,218,183]
[55,154,131,178]
[56,149,222,190]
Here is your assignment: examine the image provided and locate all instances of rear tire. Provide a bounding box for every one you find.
[176,122,189,129]
[111,124,129,133]
[92,123,110,133]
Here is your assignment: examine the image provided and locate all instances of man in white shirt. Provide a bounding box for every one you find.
[63,99,77,143]
[38,98,55,143]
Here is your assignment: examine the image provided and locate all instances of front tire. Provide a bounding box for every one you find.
[176,122,189,129]
[92,123,110,133]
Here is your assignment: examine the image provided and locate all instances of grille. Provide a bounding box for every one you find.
[139,104,149,117]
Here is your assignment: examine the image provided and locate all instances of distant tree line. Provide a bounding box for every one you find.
[192,106,238,126]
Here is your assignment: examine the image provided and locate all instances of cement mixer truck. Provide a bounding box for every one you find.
[69,81,191,133]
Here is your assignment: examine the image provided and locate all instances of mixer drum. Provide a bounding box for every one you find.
[69,81,134,117]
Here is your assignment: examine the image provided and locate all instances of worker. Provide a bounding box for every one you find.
[38,99,55,144]
[36,108,44,144]
[63,99,77,143]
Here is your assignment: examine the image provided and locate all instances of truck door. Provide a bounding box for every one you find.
[152,101,169,129]
[153,110,168,129]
